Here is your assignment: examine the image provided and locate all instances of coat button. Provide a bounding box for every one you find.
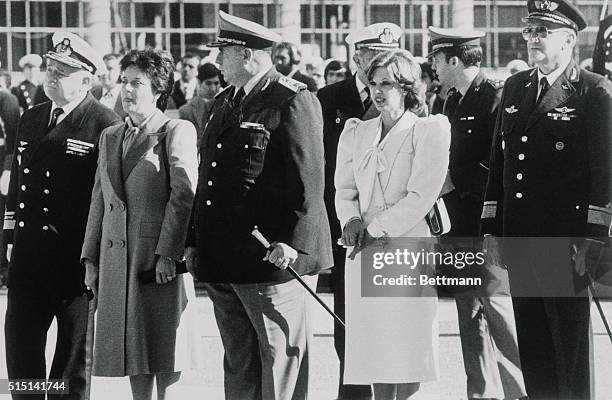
[42,225,49,231]
[108,203,114,212]
[467,129,472,134]
[516,173,523,180]
[555,141,565,150]
[107,240,113,248]
[515,192,523,199]
[521,136,528,142]
[19,203,25,209]
[119,203,126,211]
[43,207,49,212]
[211,162,217,167]
[207,180,213,186]
[335,117,341,124]
[206,200,212,206]
[20,185,26,191]
[45,171,51,178]
[18,221,24,228]
[23,168,29,174]
[501,140,505,150]
[217,143,222,149]
[44,189,50,195]
[119,240,126,248]
[518,154,525,161]
[575,205,580,210]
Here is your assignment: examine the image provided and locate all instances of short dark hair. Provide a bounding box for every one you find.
[440,45,482,67]
[324,60,351,83]
[182,53,201,63]
[120,49,175,111]
[420,61,435,81]
[366,49,426,112]
[103,53,122,62]
[272,42,301,65]
[197,62,221,82]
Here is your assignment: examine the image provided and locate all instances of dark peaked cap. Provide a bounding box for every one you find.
[523,0,587,31]
[208,11,283,49]
[427,27,485,58]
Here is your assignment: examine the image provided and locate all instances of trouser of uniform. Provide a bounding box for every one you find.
[454,265,526,400]
[5,286,95,400]
[204,275,318,400]
[330,246,373,400]
[512,297,590,400]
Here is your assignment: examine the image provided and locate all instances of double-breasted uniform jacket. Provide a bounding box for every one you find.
[481,61,612,239]
[3,93,121,299]
[188,68,333,283]
[317,75,379,246]
[443,71,502,236]
[11,79,39,111]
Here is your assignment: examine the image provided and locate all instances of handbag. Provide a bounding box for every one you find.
[425,197,451,236]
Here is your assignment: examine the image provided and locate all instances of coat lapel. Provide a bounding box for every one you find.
[121,109,169,181]
[20,102,52,166]
[105,125,127,202]
[526,62,578,131]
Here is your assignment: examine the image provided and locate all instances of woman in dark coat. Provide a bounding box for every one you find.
[81,49,201,400]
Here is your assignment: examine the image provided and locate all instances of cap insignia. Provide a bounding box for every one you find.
[534,0,559,12]
[55,38,73,56]
[379,27,395,44]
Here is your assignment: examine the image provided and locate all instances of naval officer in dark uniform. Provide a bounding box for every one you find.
[317,22,401,400]
[11,54,43,112]
[428,27,527,400]
[184,11,332,400]
[3,31,120,400]
[482,1,612,398]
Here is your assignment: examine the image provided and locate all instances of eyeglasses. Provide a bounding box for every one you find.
[522,26,566,40]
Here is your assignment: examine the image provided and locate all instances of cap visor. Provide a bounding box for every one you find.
[45,52,88,70]
[207,41,234,48]
[426,48,440,58]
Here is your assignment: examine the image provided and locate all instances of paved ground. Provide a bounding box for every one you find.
[0,290,611,399]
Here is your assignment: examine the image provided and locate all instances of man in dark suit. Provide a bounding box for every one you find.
[11,54,43,112]
[185,11,332,400]
[482,1,612,398]
[272,42,318,92]
[169,53,201,108]
[3,31,120,400]
[317,22,401,400]
[429,27,527,400]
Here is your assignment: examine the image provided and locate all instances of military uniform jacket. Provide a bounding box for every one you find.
[442,71,502,236]
[189,68,333,283]
[3,93,120,299]
[481,61,612,238]
[11,79,38,111]
[317,75,379,243]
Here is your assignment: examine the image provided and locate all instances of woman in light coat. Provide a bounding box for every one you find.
[81,49,201,400]
[335,50,451,399]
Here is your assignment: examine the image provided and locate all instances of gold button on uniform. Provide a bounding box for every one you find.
[44,189,50,194]
[211,162,217,167]
[518,154,525,161]
[21,185,26,191]
[516,173,523,180]
[555,141,564,150]
[18,221,24,227]
[42,225,49,231]
[521,136,528,142]
[516,192,523,199]
[206,200,212,206]
[19,203,25,209]
[217,143,222,149]
[23,168,29,174]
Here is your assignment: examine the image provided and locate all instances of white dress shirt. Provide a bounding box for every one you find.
[49,92,87,126]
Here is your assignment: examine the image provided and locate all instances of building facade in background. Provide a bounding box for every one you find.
[0,0,605,72]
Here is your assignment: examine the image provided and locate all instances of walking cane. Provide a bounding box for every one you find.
[251,226,346,330]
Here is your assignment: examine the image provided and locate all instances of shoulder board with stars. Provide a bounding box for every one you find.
[215,85,233,99]
[278,76,306,93]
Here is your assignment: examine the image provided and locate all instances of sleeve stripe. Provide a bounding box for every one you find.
[587,207,612,228]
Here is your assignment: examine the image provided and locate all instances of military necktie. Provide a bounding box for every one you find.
[537,76,550,104]
[362,86,372,110]
[232,87,246,108]
[443,88,462,116]
[47,107,64,132]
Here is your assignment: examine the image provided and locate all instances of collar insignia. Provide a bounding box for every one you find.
[554,107,575,113]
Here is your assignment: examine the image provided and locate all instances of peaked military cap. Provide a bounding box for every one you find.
[208,11,283,49]
[427,27,485,57]
[523,0,587,31]
[345,23,401,50]
[18,54,43,69]
[45,31,104,74]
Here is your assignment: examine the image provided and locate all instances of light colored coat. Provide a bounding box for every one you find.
[335,111,451,237]
[81,109,201,376]
[334,111,451,384]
